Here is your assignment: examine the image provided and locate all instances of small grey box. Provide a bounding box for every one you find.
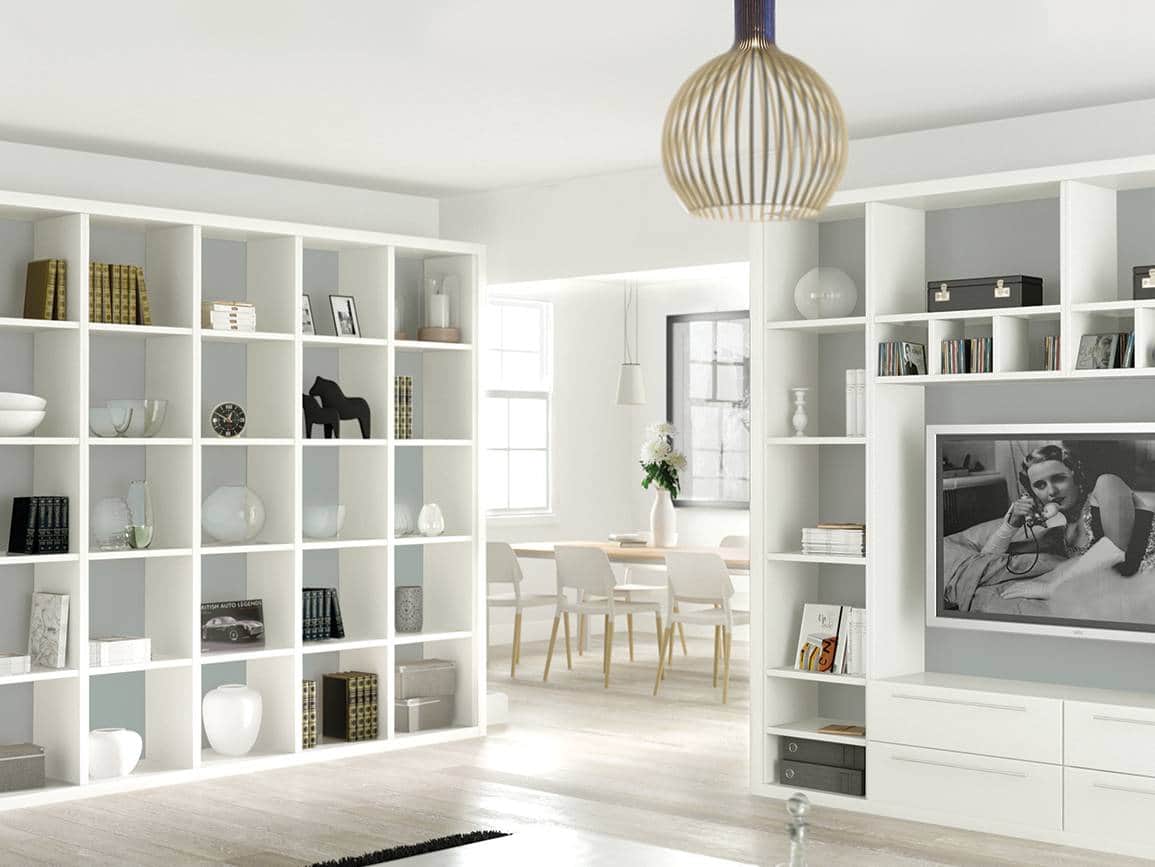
[781,737,866,771]
[780,758,864,796]
[0,743,45,792]
[395,696,453,732]
[395,659,455,699]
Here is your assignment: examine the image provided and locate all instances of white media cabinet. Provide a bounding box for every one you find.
[750,154,1155,859]
[0,189,485,810]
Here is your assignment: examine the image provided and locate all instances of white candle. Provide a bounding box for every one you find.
[429,293,450,328]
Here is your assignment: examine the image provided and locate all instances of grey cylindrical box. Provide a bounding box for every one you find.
[395,659,456,699]
[395,696,454,732]
[0,743,45,792]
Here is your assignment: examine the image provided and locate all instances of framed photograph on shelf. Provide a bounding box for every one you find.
[329,294,360,337]
[666,310,750,508]
[302,295,316,335]
[1076,332,1119,369]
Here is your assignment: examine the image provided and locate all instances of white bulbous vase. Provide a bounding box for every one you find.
[88,728,142,779]
[202,684,262,757]
[793,266,858,320]
[417,503,445,537]
[202,485,266,543]
[649,488,678,548]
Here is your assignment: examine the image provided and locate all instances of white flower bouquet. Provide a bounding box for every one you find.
[639,422,686,498]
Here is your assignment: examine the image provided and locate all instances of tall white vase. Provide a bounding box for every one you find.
[650,488,678,548]
[88,728,142,779]
[202,684,262,756]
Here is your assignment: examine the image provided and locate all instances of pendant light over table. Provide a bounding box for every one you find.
[616,282,645,405]
[662,0,848,221]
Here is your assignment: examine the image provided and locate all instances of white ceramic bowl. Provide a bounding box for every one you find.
[303,504,346,539]
[0,409,46,437]
[107,399,168,437]
[0,392,46,412]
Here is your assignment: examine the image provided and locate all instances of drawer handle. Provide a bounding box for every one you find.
[891,693,1028,713]
[1091,714,1155,728]
[892,755,1028,779]
[1093,782,1155,798]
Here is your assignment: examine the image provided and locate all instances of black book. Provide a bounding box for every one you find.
[7,497,33,555]
[327,588,345,639]
[36,498,51,554]
[60,497,69,553]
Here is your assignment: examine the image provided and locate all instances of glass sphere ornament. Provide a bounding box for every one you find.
[793,267,857,320]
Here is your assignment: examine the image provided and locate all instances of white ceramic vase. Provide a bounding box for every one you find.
[202,485,266,543]
[202,684,262,757]
[88,728,142,779]
[417,503,445,537]
[649,488,678,548]
[791,387,810,437]
[302,504,345,539]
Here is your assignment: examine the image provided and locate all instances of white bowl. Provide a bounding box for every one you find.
[303,505,346,539]
[0,393,46,412]
[107,400,168,437]
[0,409,46,437]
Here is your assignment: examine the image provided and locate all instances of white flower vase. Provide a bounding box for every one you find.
[417,503,445,537]
[791,387,810,437]
[88,728,142,779]
[202,684,262,757]
[650,488,677,548]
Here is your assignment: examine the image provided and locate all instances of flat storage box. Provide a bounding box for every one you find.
[780,758,864,796]
[395,659,456,699]
[926,274,1043,312]
[0,743,45,792]
[1133,265,1155,300]
[395,696,454,732]
[781,737,866,771]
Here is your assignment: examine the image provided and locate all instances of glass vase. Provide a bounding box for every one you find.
[126,481,155,550]
[93,497,131,551]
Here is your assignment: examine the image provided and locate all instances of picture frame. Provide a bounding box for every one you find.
[329,294,360,338]
[1076,332,1119,369]
[302,294,316,335]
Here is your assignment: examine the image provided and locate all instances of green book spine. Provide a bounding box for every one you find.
[55,260,66,321]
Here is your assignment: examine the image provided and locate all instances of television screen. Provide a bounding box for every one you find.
[931,426,1155,641]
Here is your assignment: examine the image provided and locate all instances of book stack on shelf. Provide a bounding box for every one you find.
[801,522,864,557]
[1076,331,1134,370]
[394,375,413,438]
[0,652,31,677]
[322,671,378,742]
[1043,334,1060,371]
[795,603,866,676]
[941,337,992,374]
[89,636,151,668]
[877,340,927,376]
[302,680,317,749]
[201,300,255,332]
[302,588,345,642]
[89,263,151,325]
[7,497,69,555]
[23,259,67,321]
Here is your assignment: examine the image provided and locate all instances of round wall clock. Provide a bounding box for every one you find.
[211,402,246,438]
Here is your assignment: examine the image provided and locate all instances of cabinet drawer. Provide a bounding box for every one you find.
[869,742,1061,831]
[1065,767,1155,848]
[869,681,1061,763]
[1065,700,1155,776]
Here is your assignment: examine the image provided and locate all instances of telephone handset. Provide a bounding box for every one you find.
[1039,501,1067,530]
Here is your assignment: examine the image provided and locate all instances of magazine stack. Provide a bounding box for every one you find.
[801,522,865,557]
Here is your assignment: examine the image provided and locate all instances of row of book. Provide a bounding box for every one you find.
[941,337,993,374]
[89,636,151,668]
[322,671,379,742]
[1043,334,1060,371]
[843,369,866,437]
[302,679,318,749]
[302,587,346,642]
[877,340,927,377]
[89,263,152,325]
[23,259,67,320]
[202,300,256,332]
[801,522,864,556]
[795,603,867,676]
[395,375,414,438]
[7,497,69,555]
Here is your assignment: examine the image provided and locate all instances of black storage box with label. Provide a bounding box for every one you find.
[780,758,865,796]
[782,736,866,771]
[1133,266,1155,300]
[0,743,45,792]
[926,274,1043,312]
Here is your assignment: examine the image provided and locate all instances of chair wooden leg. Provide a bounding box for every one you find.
[678,622,688,656]
[562,612,573,670]
[712,624,720,688]
[655,613,663,659]
[603,615,614,688]
[542,614,561,682]
[511,611,523,679]
[627,613,635,661]
[722,628,733,704]
[653,625,672,696]
[578,613,586,656]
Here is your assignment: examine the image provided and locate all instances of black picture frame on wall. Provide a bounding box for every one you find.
[329,294,360,337]
[666,310,751,509]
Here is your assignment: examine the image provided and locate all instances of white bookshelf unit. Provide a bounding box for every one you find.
[751,155,1155,859]
[0,191,484,810]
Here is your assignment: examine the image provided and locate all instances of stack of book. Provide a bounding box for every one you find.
[801,522,865,557]
[302,680,317,749]
[24,259,67,321]
[1043,335,1061,371]
[394,376,413,438]
[322,671,379,742]
[877,340,927,376]
[89,263,151,325]
[89,636,151,668]
[302,587,345,642]
[7,497,69,555]
[795,603,867,676]
[941,337,993,374]
[0,652,31,676]
[202,300,256,332]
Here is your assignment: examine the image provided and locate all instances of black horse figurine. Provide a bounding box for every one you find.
[307,376,371,439]
[302,393,341,439]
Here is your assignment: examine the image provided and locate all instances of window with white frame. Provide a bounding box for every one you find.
[483,299,552,515]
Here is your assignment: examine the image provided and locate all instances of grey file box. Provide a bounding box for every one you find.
[395,696,454,732]
[395,659,456,699]
[0,743,45,792]
[781,737,866,771]
[780,758,865,796]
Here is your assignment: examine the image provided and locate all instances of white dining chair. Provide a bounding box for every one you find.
[486,542,557,678]
[545,546,663,688]
[720,534,749,550]
[654,551,750,703]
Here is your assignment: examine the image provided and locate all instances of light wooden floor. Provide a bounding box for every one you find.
[0,634,1142,866]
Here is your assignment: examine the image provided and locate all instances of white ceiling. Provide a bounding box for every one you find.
[3,1,1155,197]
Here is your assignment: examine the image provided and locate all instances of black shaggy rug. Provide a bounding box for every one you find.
[308,831,510,866]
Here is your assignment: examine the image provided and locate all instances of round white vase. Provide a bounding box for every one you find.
[202,485,266,543]
[417,503,445,537]
[202,684,262,756]
[649,488,678,548]
[88,728,142,779]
